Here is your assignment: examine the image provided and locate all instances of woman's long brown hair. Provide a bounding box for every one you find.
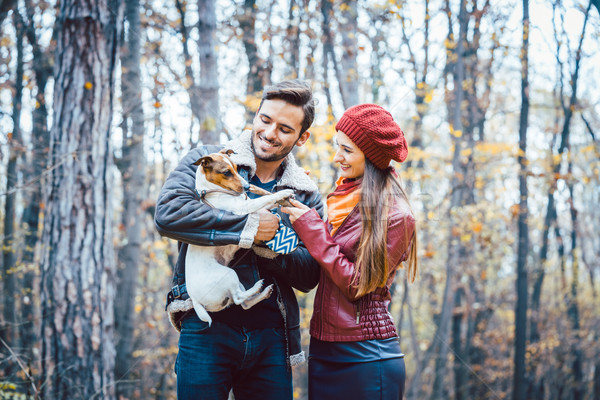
[352,160,418,297]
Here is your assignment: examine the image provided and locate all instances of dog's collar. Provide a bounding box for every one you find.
[195,188,247,208]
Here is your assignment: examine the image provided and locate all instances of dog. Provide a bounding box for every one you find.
[185,149,294,326]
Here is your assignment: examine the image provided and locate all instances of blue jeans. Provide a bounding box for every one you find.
[175,314,292,400]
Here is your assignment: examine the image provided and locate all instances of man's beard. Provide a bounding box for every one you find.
[251,129,298,162]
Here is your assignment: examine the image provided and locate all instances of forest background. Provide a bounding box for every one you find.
[0,0,599,399]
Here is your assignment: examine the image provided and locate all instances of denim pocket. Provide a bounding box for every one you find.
[180,315,210,334]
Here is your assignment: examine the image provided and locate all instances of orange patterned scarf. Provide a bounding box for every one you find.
[327,177,362,236]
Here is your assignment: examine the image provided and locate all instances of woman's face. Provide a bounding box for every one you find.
[333,131,365,179]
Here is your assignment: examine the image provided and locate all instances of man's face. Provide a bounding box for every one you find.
[251,98,309,162]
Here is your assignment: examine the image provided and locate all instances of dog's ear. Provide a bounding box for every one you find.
[219,149,236,156]
[193,156,214,169]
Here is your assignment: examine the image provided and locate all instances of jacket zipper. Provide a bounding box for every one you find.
[317,269,325,337]
[339,208,360,329]
[319,206,360,337]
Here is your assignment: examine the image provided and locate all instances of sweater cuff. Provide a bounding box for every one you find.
[239,213,260,248]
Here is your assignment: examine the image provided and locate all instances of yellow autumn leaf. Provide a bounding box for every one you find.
[202,116,217,132]
[244,94,262,113]
[581,144,595,153]
[0,36,14,47]
[0,382,16,390]
[476,142,514,155]
[423,250,436,258]
[552,154,562,164]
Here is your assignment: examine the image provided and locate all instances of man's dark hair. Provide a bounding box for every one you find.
[259,79,315,134]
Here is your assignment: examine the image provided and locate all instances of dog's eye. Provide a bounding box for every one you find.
[223,170,233,177]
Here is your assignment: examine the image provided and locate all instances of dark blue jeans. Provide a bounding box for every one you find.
[175,314,292,400]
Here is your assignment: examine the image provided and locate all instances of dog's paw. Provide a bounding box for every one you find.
[274,189,294,201]
[264,284,274,298]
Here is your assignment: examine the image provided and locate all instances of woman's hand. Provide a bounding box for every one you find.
[281,198,311,224]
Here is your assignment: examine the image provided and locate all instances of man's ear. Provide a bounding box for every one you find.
[295,130,310,147]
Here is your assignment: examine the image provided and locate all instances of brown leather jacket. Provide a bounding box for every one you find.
[293,202,415,342]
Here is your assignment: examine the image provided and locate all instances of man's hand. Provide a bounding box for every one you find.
[254,208,280,242]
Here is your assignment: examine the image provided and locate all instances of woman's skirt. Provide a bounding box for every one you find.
[308,356,406,400]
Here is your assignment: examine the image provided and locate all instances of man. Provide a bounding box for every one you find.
[155,79,323,400]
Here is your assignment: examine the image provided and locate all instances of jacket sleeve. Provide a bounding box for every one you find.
[259,189,324,292]
[292,206,415,301]
[154,147,258,248]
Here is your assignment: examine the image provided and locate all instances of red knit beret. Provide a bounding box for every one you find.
[335,104,408,169]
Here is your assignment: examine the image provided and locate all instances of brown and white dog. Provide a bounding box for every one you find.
[185,149,294,326]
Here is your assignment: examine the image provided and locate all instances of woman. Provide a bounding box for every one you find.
[282,104,417,400]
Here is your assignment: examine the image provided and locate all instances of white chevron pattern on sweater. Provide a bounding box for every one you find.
[266,222,298,254]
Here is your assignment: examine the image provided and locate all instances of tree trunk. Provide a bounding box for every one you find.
[567,168,583,400]
[337,0,359,107]
[452,289,467,400]
[40,1,122,398]
[320,0,336,112]
[561,7,594,386]
[369,27,383,104]
[114,0,144,398]
[1,8,24,378]
[197,0,221,144]
[286,0,299,78]
[238,0,270,121]
[303,9,317,82]
[18,0,54,376]
[513,2,529,399]
[175,0,203,148]
[431,1,468,398]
